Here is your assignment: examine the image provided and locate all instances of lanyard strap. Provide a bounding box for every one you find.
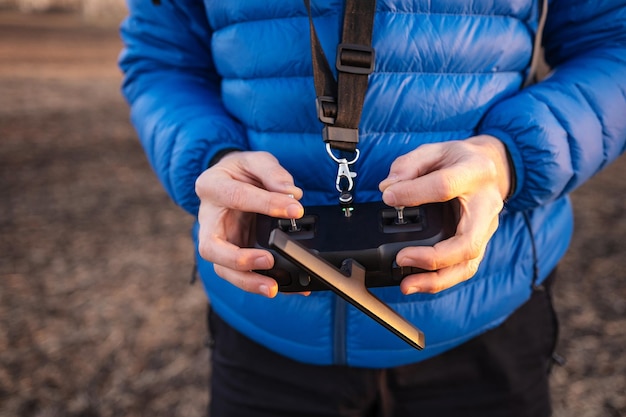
[304,0,377,153]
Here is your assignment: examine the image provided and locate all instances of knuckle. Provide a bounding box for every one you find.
[233,250,250,271]
[465,236,484,260]
[390,151,416,173]
[482,158,499,180]
[268,164,292,184]
[486,188,505,212]
[195,173,209,197]
[256,150,276,162]
[434,174,457,201]
[254,151,280,169]
[422,257,439,272]
[407,246,439,271]
[464,259,481,279]
[393,153,410,166]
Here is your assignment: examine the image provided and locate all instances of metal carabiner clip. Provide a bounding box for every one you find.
[335,159,357,192]
[326,143,360,193]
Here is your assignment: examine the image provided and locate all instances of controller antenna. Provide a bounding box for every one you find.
[395,206,407,224]
[287,194,301,232]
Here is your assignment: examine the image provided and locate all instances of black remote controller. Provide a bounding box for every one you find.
[255,201,456,292]
[268,228,426,349]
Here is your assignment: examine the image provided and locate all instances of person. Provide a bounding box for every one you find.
[118,1,626,416]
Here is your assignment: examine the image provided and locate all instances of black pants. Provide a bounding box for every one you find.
[207,273,559,417]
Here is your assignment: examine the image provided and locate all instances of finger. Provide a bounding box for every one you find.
[400,256,484,294]
[379,143,449,192]
[197,153,304,219]
[198,234,279,298]
[396,196,500,271]
[213,265,280,298]
[395,237,482,276]
[198,171,304,219]
[198,232,273,270]
[381,159,491,208]
[282,291,312,297]
[225,151,303,198]
[380,142,502,209]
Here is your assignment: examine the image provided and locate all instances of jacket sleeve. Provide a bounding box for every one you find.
[478,0,626,211]
[118,0,247,215]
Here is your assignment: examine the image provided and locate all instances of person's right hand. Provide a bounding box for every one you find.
[195,151,303,298]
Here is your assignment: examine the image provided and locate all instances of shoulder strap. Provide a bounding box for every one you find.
[304,0,377,153]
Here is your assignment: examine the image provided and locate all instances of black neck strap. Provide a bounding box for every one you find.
[304,0,376,153]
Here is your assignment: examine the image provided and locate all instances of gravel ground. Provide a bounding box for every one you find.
[0,10,624,417]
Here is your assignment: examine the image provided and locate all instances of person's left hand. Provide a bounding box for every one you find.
[379,135,512,295]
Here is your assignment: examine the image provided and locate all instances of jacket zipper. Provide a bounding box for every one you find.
[333,295,348,365]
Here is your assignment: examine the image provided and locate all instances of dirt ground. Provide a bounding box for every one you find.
[0,10,624,417]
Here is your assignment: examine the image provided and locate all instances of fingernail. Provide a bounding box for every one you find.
[382,173,399,186]
[286,203,303,218]
[405,286,420,295]
[259,284,271,297]
[253,256,271,270]
[284,186,302,199]
[259,284,277,298]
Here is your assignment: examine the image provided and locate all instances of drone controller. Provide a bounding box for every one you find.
[253,201,456,350]
[255,201,456,292]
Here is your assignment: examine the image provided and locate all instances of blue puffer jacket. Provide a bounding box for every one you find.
[119,0,626,367]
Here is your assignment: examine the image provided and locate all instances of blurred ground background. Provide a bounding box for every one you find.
[0,8,624,417]
[0,0,125,24]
